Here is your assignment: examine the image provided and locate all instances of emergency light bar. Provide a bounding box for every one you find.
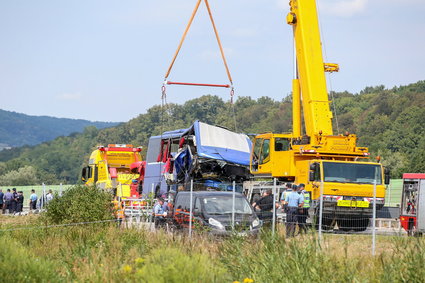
[108,144,133,148]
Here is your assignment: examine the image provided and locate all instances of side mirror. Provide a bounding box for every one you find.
[384,168,390,185]
[309,162,318,182]
[81,167,87,182]
[309,171,315,182]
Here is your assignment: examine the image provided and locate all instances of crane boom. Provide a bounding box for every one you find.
[287,0,334,136]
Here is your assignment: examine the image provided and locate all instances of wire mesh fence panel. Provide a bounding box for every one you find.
[152,180,260,237]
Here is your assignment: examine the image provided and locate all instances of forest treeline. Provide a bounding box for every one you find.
[0,80,424,185]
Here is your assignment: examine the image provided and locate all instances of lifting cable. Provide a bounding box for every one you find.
[162,0,235,104]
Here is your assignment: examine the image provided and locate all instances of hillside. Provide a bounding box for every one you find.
[0,80,424,185]
[0,109,119,148]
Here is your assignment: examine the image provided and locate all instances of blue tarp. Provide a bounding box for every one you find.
[192,121,252,166]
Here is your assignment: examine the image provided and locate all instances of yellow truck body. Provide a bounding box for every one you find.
[81,144,142,198]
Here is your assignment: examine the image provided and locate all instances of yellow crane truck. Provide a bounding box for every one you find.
[81,144,143,199]
[249,0,390,231]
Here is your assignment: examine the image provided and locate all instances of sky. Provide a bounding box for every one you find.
[0,0,424,122]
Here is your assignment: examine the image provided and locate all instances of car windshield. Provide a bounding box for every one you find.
[323,162,382,185]
[202,196,252,215]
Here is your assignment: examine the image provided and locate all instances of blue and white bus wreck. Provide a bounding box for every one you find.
[141,121,252,197]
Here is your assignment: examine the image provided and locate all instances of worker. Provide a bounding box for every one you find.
[284,185,304,237]
[280,183,293,212]
[113,197,125,225]
[297,184,310,234]
[252,189,275,223]
[153,197,167,228]
[253,189,273,212]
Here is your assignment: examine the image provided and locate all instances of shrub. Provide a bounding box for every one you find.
[42,184,114,224]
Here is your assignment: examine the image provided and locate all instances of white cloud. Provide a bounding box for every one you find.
[318,0,368,17]
[56,92,82,101]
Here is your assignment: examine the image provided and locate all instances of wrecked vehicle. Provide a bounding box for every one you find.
[142,121,252,196]
[172,191,261,236]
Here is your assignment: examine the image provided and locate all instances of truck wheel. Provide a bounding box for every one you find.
[337,219,352,232]
[314,215,334,230]
[352,218,369,232]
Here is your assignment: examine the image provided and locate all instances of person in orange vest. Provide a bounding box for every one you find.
[113,197,125,224]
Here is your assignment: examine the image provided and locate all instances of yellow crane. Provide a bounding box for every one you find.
[250,0,390,230]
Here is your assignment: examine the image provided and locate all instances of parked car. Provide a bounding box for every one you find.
[172,191,262,236]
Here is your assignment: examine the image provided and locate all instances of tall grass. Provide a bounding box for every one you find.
[0,216,424,282]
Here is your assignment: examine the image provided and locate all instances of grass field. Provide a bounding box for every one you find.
[385,179,403,206]
[0,214,424,282]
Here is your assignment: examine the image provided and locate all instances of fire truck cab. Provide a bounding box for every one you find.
[400,173,425,236]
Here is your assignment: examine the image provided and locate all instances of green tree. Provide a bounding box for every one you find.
[0,165,39,186]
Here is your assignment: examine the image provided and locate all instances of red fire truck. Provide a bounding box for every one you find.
[400,173,425,236]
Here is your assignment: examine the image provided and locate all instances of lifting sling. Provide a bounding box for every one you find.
[163,0,234,97]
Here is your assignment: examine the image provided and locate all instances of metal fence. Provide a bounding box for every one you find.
[116,177,407,256]
[2,179,407,255]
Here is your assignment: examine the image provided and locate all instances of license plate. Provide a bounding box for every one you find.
[337,200,369,208]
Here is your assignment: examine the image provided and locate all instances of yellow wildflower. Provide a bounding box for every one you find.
[243,278,254,283]
[135,257,145,265]
[122,264,132,273]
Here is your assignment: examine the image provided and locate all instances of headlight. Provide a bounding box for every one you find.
[252,218,260,228]
[208,218,225,230]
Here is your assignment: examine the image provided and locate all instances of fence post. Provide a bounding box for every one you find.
[318,180,324,244]
[232,181,236,230]
[42,183,46,210]
[60,183,63,197]
[372,169,377,256]
[272,178,277,236]
[189,179,193,238]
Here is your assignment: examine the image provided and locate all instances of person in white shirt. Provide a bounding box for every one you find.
[46,190,54,203]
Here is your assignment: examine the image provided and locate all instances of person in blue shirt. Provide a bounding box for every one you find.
[153,197,167,228]
[3,189,13,214]
[280,183,293,213]
[284,184,304,237]
[29,190,38,212]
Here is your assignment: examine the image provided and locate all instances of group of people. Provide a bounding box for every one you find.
[0,188,26,214]
[0,188,54,215]
[252,183,311,237]
[282,183,310,237]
